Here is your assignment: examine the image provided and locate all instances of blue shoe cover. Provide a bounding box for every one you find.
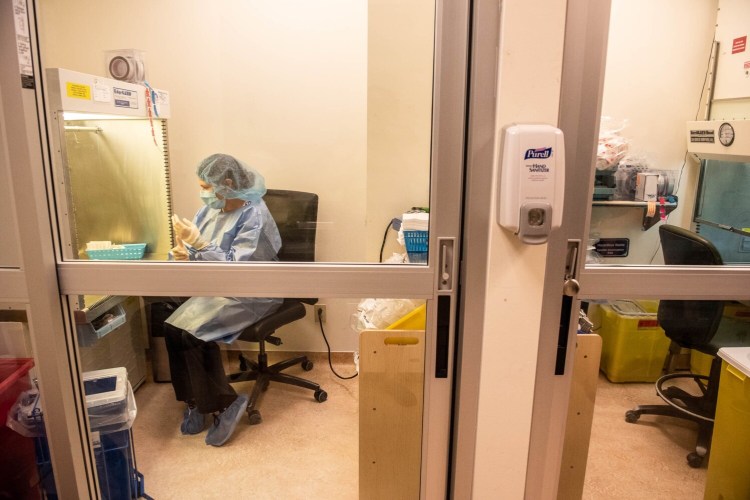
[205,395,249,447]
[180,405,206,435]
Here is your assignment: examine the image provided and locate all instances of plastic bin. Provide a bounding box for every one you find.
[722,301,750,322]
[0,358,39,500]
[77,304,128,347]
[85,243,147,260]
[83,367,136,433]
[8,367,149,500]
[386,304,426,330]
[404,231,428,263]
[0,358,34,421]
[705,350,750,499]
[591,300,670,382]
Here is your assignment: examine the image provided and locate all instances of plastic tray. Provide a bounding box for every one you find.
[404,230,428,263]
[85,243,147,260]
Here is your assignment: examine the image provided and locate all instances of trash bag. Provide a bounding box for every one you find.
[350,298,425,333]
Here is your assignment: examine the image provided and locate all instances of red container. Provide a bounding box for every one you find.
[0,358,34,421]
[0,358,38,500]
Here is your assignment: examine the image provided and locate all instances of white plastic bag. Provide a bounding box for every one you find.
[596,117,629,171]
[350,298,425,333]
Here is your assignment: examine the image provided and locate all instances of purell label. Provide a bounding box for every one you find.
[524,147,552,160]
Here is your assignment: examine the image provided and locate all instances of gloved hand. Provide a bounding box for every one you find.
[172,214,208,250]
[171,238,189,261]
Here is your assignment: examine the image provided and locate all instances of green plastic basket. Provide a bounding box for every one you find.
[85,243,147,260]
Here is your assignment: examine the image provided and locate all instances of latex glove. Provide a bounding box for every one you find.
[172,214,208,250]
[171,238,189,261]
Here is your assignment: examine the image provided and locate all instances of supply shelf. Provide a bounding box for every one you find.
[592,196,678,230]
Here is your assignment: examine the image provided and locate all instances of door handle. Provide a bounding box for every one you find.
[555,240,581,375]
[438,238,455,291]
[563,278,580,297]
[435,295,450,378]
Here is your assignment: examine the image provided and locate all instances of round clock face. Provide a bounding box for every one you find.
[719,122,735,147]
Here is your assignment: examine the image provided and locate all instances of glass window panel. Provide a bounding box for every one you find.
[585,0,750,267]
[0,310,58,499]
[577,297,750,497]
[66,293,426,498]
[38,1,435,265]
[694,160,750,264]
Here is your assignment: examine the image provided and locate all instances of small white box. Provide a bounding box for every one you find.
[635,173,659,202]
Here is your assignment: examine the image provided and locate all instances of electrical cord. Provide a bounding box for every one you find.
[379,218,402,263]
[316,307,358,380]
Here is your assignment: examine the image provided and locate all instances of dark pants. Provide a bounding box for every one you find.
[164,324,237,414]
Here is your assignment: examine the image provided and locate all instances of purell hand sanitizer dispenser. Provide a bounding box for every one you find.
[497,124,565,244]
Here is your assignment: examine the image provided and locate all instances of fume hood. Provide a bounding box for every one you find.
[687,120,750,263]
[46,68,174,268]
[45,68,175,387]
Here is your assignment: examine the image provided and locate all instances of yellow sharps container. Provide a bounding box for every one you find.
[705,347,750,499]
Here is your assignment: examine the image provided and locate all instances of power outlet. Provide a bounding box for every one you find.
[314,304,327,323]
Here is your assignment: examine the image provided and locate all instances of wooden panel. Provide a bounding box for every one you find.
[558,334,602,500]
[360,329,425,500]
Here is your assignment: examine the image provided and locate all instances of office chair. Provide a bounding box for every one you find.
[624,224,750,467]
[228,189,327,425]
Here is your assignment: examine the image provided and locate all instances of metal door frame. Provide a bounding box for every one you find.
[525,0,750,497]
[3,0,472,497]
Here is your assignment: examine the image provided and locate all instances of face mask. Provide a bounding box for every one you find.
[199,188,226,210]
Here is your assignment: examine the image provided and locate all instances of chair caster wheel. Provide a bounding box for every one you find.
[248,409,262,425]
[302,360,314,371]
[687,452,704,468]
[625,410,640,423]
[314,389,328,403]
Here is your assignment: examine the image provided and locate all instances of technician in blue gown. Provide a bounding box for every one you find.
[165,153,282,447]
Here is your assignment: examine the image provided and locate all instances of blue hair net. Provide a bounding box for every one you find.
[196,153,266,202]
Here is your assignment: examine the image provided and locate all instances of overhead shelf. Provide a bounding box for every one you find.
[592,197,678,231]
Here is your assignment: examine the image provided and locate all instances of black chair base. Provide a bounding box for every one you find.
[228,351,327,425]
[624,357,722,468]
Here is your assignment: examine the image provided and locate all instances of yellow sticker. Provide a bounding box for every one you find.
[66,82,91,100]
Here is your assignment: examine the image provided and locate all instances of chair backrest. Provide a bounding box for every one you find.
[263,189,318,263]
[657,224,724,348]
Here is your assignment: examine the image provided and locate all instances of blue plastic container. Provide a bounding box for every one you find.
[404,230,428,263]
[94,429,134,500]
[18,370,150,500]
[34,432,58,500]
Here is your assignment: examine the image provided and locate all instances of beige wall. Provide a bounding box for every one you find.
[590,0,718,264]
[366,0,433,262]
[38,0,368,264]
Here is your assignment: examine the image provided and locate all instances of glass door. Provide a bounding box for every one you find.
[7,0,471,497]
[522,0,750,497]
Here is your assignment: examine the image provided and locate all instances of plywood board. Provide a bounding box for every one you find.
[359,329,425,500]
[558,334,602,500]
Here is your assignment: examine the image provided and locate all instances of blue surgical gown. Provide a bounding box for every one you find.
[165,200,283,343]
